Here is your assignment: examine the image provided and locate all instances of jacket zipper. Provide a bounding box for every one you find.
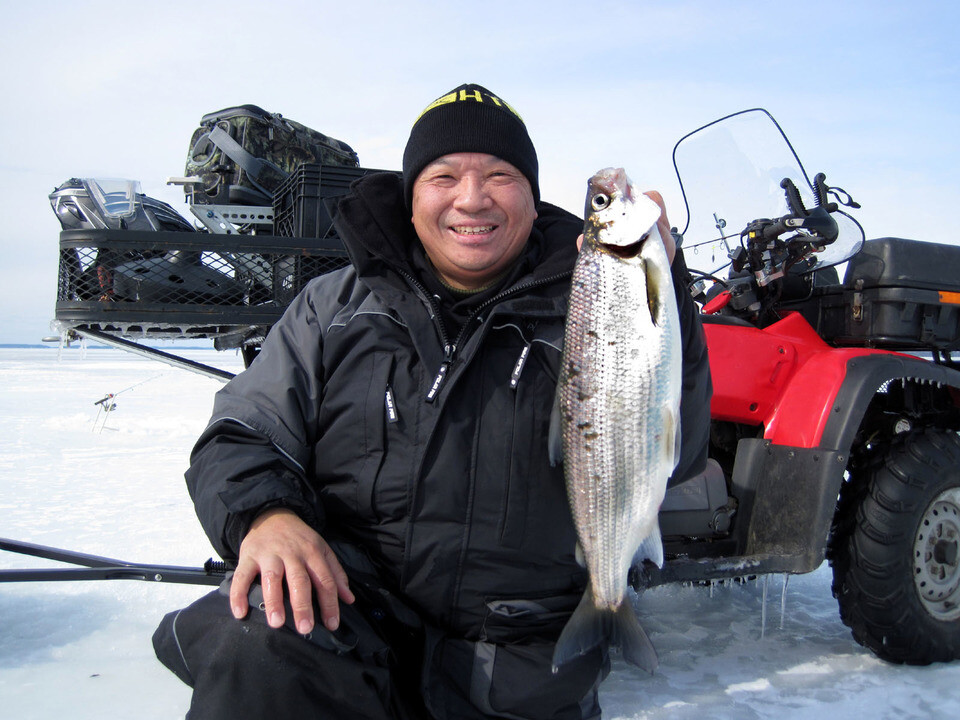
[394,268,456,403]
[398,269,571,403]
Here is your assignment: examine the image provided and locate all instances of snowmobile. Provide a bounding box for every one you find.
[5,106,959,668]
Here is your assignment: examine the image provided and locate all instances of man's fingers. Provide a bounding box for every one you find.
[229,558,257,620]
[315,572,342,632]
[323,544,355,605]
[306,545,355,633]
[285,565,317,635]
[229,554,294,630]
[259,563,287,629]
[643,190,676,264]
[232,509,355,635]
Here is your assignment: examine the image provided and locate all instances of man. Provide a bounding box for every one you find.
[154,83,711,719]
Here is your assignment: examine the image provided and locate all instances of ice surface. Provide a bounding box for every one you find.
[1,347,958,719]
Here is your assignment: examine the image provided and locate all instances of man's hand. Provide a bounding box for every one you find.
[644,190,676,264]
[575,190,676,264]
[230,507,355,635]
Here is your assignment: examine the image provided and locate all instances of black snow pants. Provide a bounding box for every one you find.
[153,574,607,720]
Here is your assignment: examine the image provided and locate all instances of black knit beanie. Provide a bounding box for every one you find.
[402,83,539,210]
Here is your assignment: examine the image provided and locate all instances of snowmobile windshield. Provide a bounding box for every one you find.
[85,178,141,219]
[672,108,863,279]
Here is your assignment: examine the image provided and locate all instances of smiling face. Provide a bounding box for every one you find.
[411,152,537,291]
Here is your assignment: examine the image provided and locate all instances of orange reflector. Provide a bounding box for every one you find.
[939,291,960,304]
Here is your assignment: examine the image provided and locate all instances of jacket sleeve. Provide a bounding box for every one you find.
[669,249,712,485]
[185,283,331,561]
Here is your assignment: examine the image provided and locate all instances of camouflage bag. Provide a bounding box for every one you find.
[185,104,360,206]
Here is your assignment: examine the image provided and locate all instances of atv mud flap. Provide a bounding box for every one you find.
[733,439,846,573]
[640,440,846,589]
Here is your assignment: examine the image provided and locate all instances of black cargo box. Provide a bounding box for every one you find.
[799,238,960,351]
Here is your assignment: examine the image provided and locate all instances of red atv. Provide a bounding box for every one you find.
[648,109,960,666]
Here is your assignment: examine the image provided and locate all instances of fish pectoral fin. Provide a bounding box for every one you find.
[643,258,661,326]
[548,389,563,467]
[663,405,680,474]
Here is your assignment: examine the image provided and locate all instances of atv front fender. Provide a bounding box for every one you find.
[818,352,960,451]
[705,312,960,450]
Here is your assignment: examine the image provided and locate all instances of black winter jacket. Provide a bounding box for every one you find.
[186,171,710,643]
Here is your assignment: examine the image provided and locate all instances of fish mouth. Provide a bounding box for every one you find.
[599,234,647,259]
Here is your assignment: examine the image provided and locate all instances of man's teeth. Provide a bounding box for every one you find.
[453,225,495,235]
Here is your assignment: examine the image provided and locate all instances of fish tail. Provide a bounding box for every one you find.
[552,590,607,673]
[613,599,659,674]
[551,591,659,674]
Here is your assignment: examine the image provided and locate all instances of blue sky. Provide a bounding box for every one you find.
[1,0,957,343]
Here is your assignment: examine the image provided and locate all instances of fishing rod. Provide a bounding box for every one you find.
[92,372,165,432]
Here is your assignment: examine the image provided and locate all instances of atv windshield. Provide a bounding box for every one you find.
[673,108,863,279]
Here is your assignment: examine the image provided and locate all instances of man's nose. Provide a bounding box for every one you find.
[453,175,492,212]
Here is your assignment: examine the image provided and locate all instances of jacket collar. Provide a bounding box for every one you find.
[334,172,580,295]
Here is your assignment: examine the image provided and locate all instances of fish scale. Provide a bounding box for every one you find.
[567,247,663,605]
[550,167,682,673]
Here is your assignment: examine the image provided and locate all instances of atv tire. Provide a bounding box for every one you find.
[829,427,960,664]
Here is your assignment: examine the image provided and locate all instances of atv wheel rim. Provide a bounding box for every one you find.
[913,487,960,622]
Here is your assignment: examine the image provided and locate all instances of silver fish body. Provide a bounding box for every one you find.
[550,167,682,673]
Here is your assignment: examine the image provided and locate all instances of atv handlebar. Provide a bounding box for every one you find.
[756,176,839,245]
[699,172,854,323]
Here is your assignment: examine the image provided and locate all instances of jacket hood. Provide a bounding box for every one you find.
[333,172,580,294]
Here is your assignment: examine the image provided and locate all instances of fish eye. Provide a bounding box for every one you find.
[591,193,611,211]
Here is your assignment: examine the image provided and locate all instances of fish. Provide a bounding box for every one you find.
[549,167,682,673]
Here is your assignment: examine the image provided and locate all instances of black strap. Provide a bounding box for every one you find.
[208,125,289,197]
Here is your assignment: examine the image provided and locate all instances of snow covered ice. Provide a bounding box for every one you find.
[1,346,958,719]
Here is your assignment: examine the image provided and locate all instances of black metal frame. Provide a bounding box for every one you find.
[0,537,227,586]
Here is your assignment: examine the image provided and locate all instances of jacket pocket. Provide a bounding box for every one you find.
[481,591,581,644]
[499,342,560,550]
[354,351,395,521]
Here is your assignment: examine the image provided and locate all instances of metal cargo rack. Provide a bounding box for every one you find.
[51,164,382,376]
[56,229,349,338]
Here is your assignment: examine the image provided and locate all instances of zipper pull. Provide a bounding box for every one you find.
[510,322,536,390]
[384,384,399,423]
[510,342,531,390]
[426,344,455,403]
